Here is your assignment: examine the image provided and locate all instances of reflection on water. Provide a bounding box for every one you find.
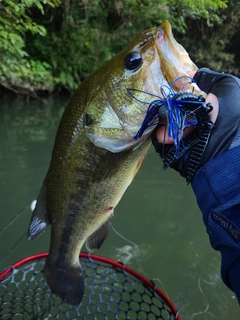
[0,93,239,319]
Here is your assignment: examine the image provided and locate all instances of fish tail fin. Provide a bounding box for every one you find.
[44,260,84,306]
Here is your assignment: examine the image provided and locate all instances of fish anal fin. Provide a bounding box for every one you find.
[86,216,112,252]
[28,185,50,240]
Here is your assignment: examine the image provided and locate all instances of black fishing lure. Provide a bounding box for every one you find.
[128,78,214,183]
[160,92,213,183]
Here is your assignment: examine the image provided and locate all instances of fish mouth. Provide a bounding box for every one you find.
[84,21,203,153]
[156,21,198,89]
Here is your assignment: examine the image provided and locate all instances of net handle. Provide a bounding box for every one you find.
[0,252,181,320]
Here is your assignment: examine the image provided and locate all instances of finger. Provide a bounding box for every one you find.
[182,125,197,138]
[155,125,197,144]
[155,126,174,144]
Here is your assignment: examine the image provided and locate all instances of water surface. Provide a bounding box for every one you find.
[0,93,238,319]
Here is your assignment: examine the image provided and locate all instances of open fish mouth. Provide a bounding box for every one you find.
[155,21,203,97]
[156,20,198,76]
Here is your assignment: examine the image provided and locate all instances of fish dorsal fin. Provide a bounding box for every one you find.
[86,216,112,252]
[28,184,51,240]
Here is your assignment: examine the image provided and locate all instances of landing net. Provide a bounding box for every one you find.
[0,252,181,320]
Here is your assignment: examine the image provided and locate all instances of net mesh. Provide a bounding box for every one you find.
[0,253,180,320]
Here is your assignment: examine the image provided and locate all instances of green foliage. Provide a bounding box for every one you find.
[0,0,240,93]
[168,0,228,32]
[0,0,60,93]
[27,0,171,91]
[174,1,240,75]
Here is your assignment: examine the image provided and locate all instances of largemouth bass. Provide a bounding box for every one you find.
[28,21,204,305]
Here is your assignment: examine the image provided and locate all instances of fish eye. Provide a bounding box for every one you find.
[124,52,142,71]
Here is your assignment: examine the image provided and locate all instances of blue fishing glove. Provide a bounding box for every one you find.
[152,68,240,302]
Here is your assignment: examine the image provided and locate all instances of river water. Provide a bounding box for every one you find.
[0,93,239,319]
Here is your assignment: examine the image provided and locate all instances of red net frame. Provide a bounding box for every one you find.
[0,252,181,320]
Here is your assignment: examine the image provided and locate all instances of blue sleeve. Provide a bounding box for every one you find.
[191,145,240,302]
[193,68,240,165]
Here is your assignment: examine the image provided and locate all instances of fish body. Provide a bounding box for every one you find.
[28,21,204,305]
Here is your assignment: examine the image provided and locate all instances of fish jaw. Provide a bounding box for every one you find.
[156,20,206,97]
[158,21,198,74]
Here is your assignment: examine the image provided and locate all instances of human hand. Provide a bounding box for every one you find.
[152,66,240,183]
[155,72,219,144]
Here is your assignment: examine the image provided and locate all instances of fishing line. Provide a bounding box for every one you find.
[111,223,169,297]
[111,223,139,247]
[0,200,36,236]
[191,276,217,319]
[0,204,30,235]
[170,76,196,91]
[0,200,36,266]
[0,232,26,266]
[126,88,164,104]
[128,79,207,148]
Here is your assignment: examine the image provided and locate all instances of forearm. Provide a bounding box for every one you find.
[152,67,240,301]
[192,145,240,302]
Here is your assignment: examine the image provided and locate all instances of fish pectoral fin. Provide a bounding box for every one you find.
[28,184,50,240]
[92,149,131,182]
[86,217,112,252]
